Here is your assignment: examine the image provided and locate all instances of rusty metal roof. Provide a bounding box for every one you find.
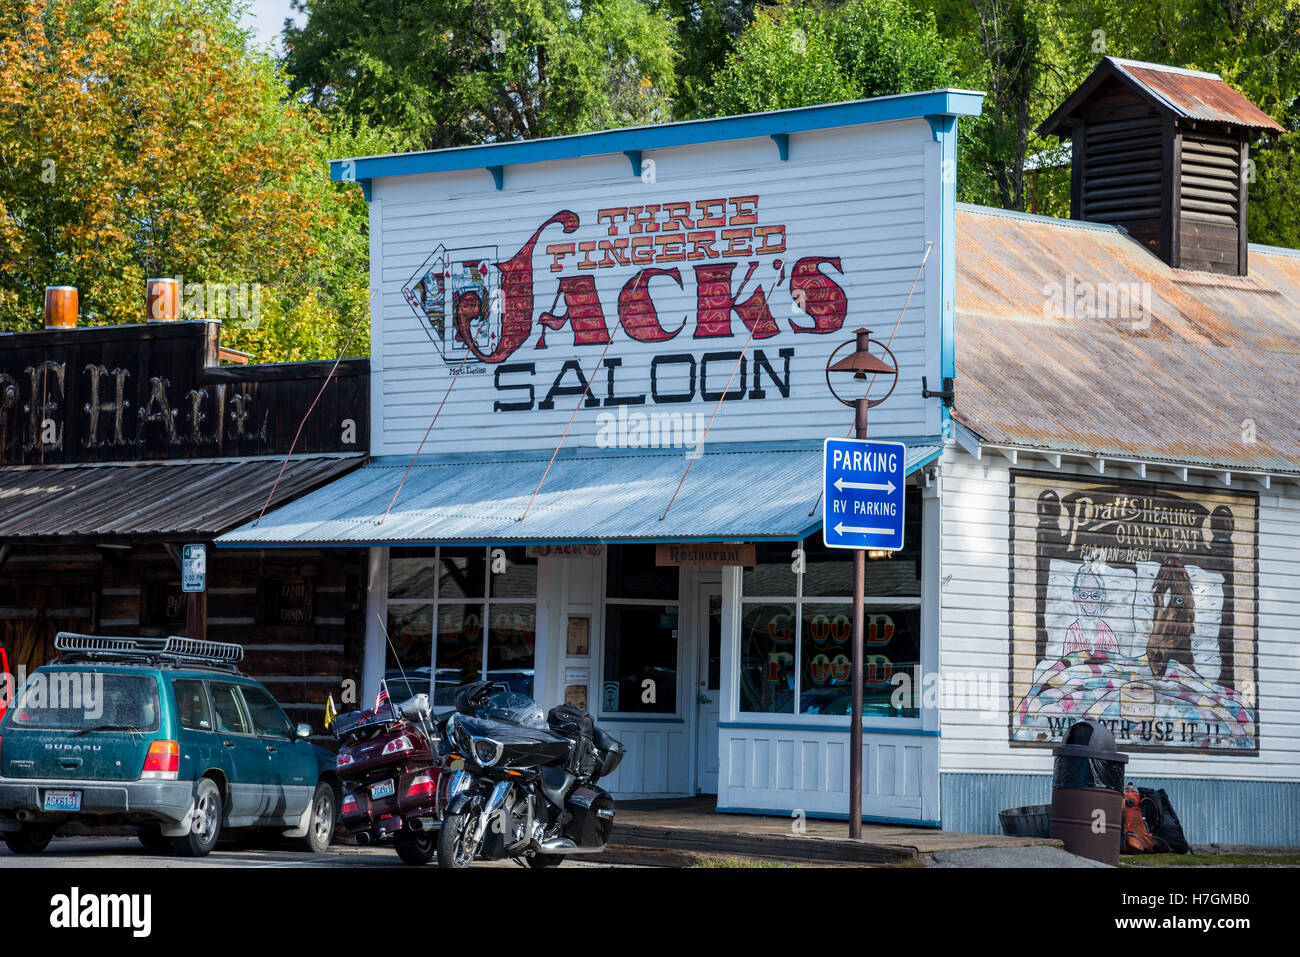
[0,454,366,541]
[1041,58,1284,135]
[954,204,1300,472]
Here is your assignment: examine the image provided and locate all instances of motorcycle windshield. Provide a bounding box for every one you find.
[481,692,548,730]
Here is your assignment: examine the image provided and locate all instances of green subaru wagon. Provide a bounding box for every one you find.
[0,634,338,857]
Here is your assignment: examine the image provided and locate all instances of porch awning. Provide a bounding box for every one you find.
[0,454,366,542]
[216,440,943,548]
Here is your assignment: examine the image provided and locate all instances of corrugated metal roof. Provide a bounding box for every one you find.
[1039,57,1285,135]
[954,204,1300,472]
[217,441,943,547]
[1113,60,1285,132]
[0,454,366,540]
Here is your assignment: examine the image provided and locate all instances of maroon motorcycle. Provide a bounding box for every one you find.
[333,694,449,865]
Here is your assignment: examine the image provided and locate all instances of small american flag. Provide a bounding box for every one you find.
[375,680,391,712]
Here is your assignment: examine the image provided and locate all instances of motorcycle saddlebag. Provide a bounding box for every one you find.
[548,704,597,776]
[563,785,614,848]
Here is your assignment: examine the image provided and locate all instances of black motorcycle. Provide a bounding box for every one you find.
[437,683,625,869]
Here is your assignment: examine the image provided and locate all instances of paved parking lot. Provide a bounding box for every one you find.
[0,836,644,868]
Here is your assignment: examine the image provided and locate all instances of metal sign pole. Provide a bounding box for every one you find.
[849,395,868,839]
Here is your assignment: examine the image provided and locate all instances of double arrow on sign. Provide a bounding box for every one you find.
[832,478,896,494]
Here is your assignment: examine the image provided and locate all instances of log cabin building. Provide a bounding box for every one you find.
[0,304,369,735]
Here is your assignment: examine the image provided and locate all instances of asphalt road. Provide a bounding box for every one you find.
[0,836,642,868]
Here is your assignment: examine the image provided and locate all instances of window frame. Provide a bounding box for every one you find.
[171,678,215,733]
[738,537,923,726]
[237,684,295,740]
[385,546,538,701]
[600,546,684,719]
[209,681,255,737]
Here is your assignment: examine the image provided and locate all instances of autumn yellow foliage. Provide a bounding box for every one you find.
[0,0,373,361]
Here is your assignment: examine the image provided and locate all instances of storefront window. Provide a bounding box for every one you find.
[738,488,922,719]
[602,545,679,714]
[738,603,797,714]
[386,546,536,704]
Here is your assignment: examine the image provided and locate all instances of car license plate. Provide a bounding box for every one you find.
[370,779,395,800]
[43,789,82,812]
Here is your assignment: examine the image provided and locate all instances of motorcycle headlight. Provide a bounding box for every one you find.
[471,737,503,767]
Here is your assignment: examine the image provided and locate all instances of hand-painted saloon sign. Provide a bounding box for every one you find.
[403,197,844,372]
[1009,473,1259,754]
[383,151,939,455]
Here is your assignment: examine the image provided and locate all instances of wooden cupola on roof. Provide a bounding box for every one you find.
[1039,57,1283,276]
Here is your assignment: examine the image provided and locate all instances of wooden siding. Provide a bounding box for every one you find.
[0,545,364,734]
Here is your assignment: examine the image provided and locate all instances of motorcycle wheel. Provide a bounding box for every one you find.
[526,852,564,869]
[436,811,478,869]
[394,829,436,866]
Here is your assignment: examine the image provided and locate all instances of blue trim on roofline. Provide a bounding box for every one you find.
[929,115,957,440]
[329,90,984,186]
[1250,242,1300,259]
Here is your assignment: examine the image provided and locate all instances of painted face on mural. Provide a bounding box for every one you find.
[1072,570,1105,617]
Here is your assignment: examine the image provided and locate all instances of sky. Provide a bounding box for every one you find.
[242,0,302,53]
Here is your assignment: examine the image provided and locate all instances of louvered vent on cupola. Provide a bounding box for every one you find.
[1039,58,1283,276]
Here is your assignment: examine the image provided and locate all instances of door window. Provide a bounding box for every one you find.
[173,679,213,732]
[240,686,294,739]
[210,683,251,735]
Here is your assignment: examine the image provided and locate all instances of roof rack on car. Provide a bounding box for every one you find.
[53,633,244,671]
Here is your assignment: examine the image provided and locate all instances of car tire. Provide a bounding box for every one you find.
[394,828,435,865]
[3,822,54,854]
[172,778,222,857]
[137,825,172,853]
[436,810,476,869]
[299,781,336,854]
[526,852,564,868]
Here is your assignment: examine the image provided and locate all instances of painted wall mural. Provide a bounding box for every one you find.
[1008,472,1259,754]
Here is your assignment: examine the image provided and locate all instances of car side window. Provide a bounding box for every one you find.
[173,679,213,731]
[239,686,293,739]
[210,683,251,735]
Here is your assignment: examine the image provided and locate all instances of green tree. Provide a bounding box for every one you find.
[284,0,679,149]
[0,0,379,361]
[651,0,755,117]
[701,0,957,116]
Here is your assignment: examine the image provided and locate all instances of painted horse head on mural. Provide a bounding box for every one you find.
[1147,555,1196,679]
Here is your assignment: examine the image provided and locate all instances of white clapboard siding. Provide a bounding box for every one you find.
[599,721,692,798]
[939,447,1300,780]
[369,121,943,457]
[717,728,937,820]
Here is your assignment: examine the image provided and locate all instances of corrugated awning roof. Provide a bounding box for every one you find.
[0,454,366,541]
[954,204,1300,472]
[217,441,942,547]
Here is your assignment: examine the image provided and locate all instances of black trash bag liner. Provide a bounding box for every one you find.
[1138,787,1190,854]
[1052,755,1126,792]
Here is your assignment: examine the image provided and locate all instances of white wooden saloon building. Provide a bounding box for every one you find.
[222,62,1300,845]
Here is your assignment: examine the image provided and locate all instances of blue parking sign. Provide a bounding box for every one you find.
[822,438,906,551]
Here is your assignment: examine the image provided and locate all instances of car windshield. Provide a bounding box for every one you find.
[7,671,160,732]
[481,692,547,729]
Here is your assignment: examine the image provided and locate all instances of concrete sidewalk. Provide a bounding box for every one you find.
[607,798,1061,866]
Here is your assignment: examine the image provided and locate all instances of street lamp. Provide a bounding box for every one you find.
[825,328,899,840]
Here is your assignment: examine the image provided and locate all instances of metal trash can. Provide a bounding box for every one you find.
[1049,719,1129,865]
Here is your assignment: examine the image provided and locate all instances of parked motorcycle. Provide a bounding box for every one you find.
[333,693,448,865]
[438,682,625,869]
